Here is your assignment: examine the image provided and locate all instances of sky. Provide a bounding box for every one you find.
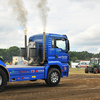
[0,0,100,53]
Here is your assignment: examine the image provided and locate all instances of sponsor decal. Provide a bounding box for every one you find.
[57,49,59,53]
[50,49,55,53]
[62,56,67,59]
[35,70,44,73]
[21,77,30,80]
[20,70,29,73]
[50,49,54,50]
[38,70,44,72]
[21,70,27,73]
[11,70,14,73]
[23,77,30,79]
[58,56,67,59]
[36,70,38,73]
[10,70,19,74]
[58,56,61,58]
[56,49,61,53]
[32,76,36,78]
[31,70,35,73]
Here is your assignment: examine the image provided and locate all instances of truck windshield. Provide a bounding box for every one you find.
[56,40,66,50]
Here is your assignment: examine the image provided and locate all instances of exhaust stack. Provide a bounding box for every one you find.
[41,32,45,64]
[24,28,27,48]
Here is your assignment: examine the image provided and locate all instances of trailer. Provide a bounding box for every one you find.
[0,33,70,92]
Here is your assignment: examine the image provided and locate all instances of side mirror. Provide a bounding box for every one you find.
[66,40,70,51]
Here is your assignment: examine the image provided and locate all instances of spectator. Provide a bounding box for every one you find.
[5,61,9,65]
[10,62,12,65]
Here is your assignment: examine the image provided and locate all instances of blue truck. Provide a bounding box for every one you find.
[0,32,70,92]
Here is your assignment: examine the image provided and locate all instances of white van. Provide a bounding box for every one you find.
[76,61,90,68]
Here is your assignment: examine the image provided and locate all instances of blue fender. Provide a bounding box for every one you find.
[0,60,10,81]
[44,61,63,79]
[0,60,6,67]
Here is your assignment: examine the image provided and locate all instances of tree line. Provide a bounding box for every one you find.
[0,46,20,63]
[0,46,99,63]
[69,51,99,62]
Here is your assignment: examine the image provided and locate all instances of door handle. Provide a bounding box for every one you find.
[55,55,58,58]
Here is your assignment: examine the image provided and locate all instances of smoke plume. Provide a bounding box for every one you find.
[8,0,28,33]
[37,0,50,32]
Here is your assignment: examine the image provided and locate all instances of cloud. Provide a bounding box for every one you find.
[69,23,100,53]
[0,0,100,54]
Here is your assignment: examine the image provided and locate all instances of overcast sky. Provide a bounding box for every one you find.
[0,0,100,53]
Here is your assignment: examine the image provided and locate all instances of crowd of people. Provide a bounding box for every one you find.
[5,61,12,65]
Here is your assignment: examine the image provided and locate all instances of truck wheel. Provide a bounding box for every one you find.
[94,68,98,74]
[45,68,61,86]
[98,66,100,73]
[76,66,78,68]
[0,68,7,92]
[90,71,93,73]
[85,67,88,73]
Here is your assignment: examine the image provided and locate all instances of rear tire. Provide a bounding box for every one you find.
[90,71,93,73]
[98,66,100,73]
[85,67,88,73]
[94,68,98,74]
[0,68,7,92]
[45,68,61,86]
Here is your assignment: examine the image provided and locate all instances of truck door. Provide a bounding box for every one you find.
[54,38,68,63]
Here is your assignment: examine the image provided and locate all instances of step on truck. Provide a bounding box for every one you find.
[0,32,70,92]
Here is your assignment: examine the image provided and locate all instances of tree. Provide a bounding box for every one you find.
[0,46,20,63]
[6,46,20,61]
[69,51,94,62]
[71,57,78,62]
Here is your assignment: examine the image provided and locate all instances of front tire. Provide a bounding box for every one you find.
[45,68,61,86]
[94,68,98,74]
[85,67,88,73]
[0,68,7,92]
[98,66,100,73]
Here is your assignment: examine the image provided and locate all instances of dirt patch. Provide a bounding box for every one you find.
[0,74,100,100]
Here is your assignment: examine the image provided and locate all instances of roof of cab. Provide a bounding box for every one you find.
[29,33,67,39]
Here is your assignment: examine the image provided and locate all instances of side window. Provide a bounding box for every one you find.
[99,59,100,65]
[56,40,66,50]
[52,39,55,48]
[78,63,80,65]
[52,38,66,50]
[80,63,82,65]
[83,62,85,65]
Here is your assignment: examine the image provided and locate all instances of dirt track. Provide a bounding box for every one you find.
[1,74,100,100]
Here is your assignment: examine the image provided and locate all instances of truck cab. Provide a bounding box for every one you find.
[28,33,69,63]
[0,33,70,92]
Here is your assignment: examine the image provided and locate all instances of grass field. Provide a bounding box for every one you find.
[69,68,85,74]
[69,68,100,75]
